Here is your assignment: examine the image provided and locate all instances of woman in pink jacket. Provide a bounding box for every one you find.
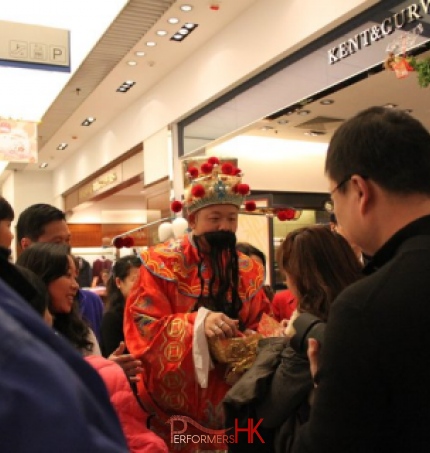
[86,355,168,453]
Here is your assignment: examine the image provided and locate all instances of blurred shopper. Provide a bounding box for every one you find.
[101,255,142,357]
[225,226,362,452]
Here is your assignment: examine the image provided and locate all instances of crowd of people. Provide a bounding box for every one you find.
[1,106,430,452]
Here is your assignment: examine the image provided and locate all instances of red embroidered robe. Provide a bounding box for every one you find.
[124,234,271,451]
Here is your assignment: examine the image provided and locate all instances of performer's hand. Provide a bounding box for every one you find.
[204,312,239,339]
[108,341,143,383]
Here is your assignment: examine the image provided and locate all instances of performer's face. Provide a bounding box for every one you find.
[190,204,239,236]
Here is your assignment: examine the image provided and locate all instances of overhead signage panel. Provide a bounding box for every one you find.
[0,20,70,69]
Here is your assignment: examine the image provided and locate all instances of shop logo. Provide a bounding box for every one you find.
[166,415,265,445]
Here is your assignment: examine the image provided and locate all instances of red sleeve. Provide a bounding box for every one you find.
[240,287,272,331]
[124,266,198,390]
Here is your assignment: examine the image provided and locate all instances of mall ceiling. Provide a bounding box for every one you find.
[10,0,430,198]
[240,53,430,144]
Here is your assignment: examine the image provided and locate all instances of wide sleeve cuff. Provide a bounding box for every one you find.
[193,307,214,389]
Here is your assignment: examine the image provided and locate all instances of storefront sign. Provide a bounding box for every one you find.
[0,118,37,163]
[78,165,123,203]
[0,20,70,68]
[328,0,430,64]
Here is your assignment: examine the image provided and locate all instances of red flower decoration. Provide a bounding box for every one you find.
[208,156,220,166]
[123,237,134,248]
[236,183,250,195]
[245,201,257,212]
[113,237,124,249]
[171,200,183,213]
[200,163,213,174]
[233,167,242,176]
[187,166,199,178]
[191,184,205,198]
[221,163,234,175]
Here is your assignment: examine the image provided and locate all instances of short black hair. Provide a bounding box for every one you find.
[236,242,266,268]
[16,203,66,243]
[325,106,430,195]
[0,196,14,221]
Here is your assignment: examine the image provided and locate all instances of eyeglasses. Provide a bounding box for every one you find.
[324,175,352,213]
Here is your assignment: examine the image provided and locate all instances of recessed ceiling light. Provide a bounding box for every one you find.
[178,28,189,35]
[404,108,413,114]
[180,4,193,12]
[127,60,137,66]
[56,143,68,150]
[134,51,145,57]
[277,119,288,124]
[156,30,168,36]
[168,17,180,24]
[81,117,96,126]
[383,103,397,108]
[184,23,195,29]
[297,110,311,116]
[39,162,48,169]
[146,41,156,47]
[116,80,136,93]
[172,34,184,41]
[260,125,275,131]
[320,99,334,105]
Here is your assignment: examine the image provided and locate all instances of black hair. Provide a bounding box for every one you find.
[329,213,337,224]
[106,255,141,314]
[0,196,14,221]
[16,242,93,352]
[15,265,50,317]
[325,106,430,195]
[16,203,66,243]
[236,242,266,268]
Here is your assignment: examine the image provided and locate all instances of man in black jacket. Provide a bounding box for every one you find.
[292,106,430,452]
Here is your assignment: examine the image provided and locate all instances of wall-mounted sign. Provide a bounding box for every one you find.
[328,1,430,64]
[0,118,38,163]
[0,20,70,69]
[78,165,123,204]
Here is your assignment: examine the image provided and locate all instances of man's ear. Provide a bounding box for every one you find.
[353,175,372,215]
[20,237,32,250]
[188,213,196,229]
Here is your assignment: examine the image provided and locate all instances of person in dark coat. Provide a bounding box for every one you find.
[292,107,430,452]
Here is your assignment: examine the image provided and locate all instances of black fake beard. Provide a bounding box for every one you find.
[193,231,243,325]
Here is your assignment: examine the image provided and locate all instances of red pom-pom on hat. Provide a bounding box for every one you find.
[277,211,289,221]
[187,166,199,178]
[208,156,220,166]
[171,200,183,213]
[191,184,205,198]
[113,237,124,249]
[245,201,257,212]
[233,167,242,176]
[285,208,296,220]
[277,209,296,221]
[221,163,234,175]
[201,163,213,174]
[236,183,250,195]
[123,237,134,248]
